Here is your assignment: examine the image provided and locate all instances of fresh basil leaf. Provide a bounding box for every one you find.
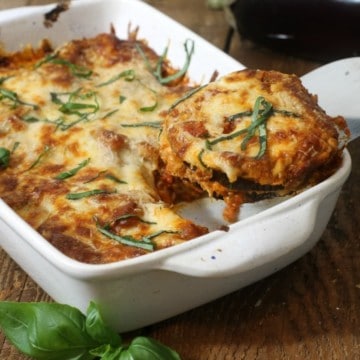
[119,336,181,360]
[85,302,121,347]
[0,147,11,168]
[0,301,182,360]
[0,302,98,360]
[90,344,124,359]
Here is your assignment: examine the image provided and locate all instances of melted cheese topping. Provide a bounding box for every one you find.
[160,69,348,221]
[0,34,348,262]
[0,33,207,263]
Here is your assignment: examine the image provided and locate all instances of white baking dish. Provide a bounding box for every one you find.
[0,0,352,332]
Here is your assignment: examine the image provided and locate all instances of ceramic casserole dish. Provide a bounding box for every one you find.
[0,0,352,332]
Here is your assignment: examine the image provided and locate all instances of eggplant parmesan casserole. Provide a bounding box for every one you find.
[0,29,349,263]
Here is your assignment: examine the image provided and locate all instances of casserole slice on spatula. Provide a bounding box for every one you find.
[160,69,350,222]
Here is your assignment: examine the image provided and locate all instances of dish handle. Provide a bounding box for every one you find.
[157,195,326,278]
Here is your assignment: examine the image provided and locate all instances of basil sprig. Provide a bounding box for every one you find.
[0,301,181,359]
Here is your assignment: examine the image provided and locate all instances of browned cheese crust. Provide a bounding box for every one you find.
[0,32,349,262]
[160,69,349,221]
[0,32,207,264]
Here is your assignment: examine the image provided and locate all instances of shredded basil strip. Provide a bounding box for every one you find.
[273,109,302,118]
[0,88,38,109]
[55,158,91,180]
[83,170,107,184]
[206,128,247,148]
[139,100,158,112]
[226,110,253,122]
[239,96,273,156]
[203,97,301,161]
[97,226,155,251]
[96,69,135,87]
[0,148,11,168]
[21,115,40,123]
[97,226,179,252]
[111,214,157,225]
[26,145,51,171]
[35,54,92,78]
[136,39,195,84]
[121,121,162,129]
[82,172,126,184]
[198,148,209,169]
[105,174,127,184]
[58,102,98,114]
[51,89,99,116]
[66,189,116,200]
[136,79,159,112]
[205,97,273,159]
[11,142,20,153]
[49,89,99,130]
[103,109,119,119]
[256,121,267,159]
[0,76,12,85]
[169,84,207,111]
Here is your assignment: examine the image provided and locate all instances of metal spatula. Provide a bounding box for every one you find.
[301,57,360,141]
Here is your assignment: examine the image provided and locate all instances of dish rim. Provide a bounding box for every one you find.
[0,0,352,280]
[0,149,351,277]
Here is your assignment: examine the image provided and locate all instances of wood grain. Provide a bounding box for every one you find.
[1,1,360,359]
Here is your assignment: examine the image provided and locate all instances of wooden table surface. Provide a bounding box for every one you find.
[0,1,359,359]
